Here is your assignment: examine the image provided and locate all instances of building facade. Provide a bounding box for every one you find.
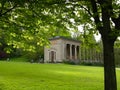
[44,36,81,63]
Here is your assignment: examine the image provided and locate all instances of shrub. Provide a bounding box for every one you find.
[63,60,80,65]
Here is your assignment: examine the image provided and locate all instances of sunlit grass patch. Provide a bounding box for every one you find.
[0,61,120,90]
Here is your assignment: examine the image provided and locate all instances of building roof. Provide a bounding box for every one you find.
[49,36,81,43]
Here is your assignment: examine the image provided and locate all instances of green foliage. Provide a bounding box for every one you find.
[80,62,103,66]
[63,60,78,65]
[23,47,44,62]
[0,1,120,90]
[0,0,72,53]
[0,0,99,55]
[9,57,29,62]
[115,48,120,66]
[114,39,120,66]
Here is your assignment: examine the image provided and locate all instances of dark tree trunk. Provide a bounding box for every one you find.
[102,38,117,90]
[90,0,119,89]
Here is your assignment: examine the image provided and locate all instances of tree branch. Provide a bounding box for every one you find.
[0,1,5,14]
[79,5,92,16]
[90,0,103,33]
[0,4,18,17]
[106,0,120,35]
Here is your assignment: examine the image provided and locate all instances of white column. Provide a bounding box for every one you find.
[75,46,77,60]
[70,44,72,60]
[63,44,66,60]
[77,46,80,60]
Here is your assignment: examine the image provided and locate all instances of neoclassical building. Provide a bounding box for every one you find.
[44,36,81,63]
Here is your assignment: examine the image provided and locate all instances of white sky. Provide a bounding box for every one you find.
[94,33,101,41]
[78,25,101,42]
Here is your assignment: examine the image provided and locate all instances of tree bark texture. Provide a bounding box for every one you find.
[102,38,117,90]
[101,0,117,89]
[90,0,118,90]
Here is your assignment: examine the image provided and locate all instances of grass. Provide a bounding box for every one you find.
[0,60,120,90]
[6,57,29,62]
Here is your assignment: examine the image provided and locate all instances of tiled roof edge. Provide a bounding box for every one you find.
[49,36,81,43]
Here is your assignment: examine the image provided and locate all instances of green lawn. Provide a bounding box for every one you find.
[0,61,120,90]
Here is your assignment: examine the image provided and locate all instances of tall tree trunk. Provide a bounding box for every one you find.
[102,38,117,90]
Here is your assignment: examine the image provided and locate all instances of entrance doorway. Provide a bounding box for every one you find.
[49,51,56,63]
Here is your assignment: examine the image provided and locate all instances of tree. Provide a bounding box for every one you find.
[0,0,71,60]
[89,0,120,90]
[60,1,120,90]
[0,0,70,52]
[0,0,120,90]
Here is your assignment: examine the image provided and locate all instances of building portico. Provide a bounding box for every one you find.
[44,36,81,63]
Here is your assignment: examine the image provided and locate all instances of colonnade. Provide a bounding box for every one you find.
[66,44,79,60]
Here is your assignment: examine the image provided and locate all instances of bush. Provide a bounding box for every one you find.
[80,61,103,66]
[0,51,8,60]
[63,60,80,65]
[23,51,44,63]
